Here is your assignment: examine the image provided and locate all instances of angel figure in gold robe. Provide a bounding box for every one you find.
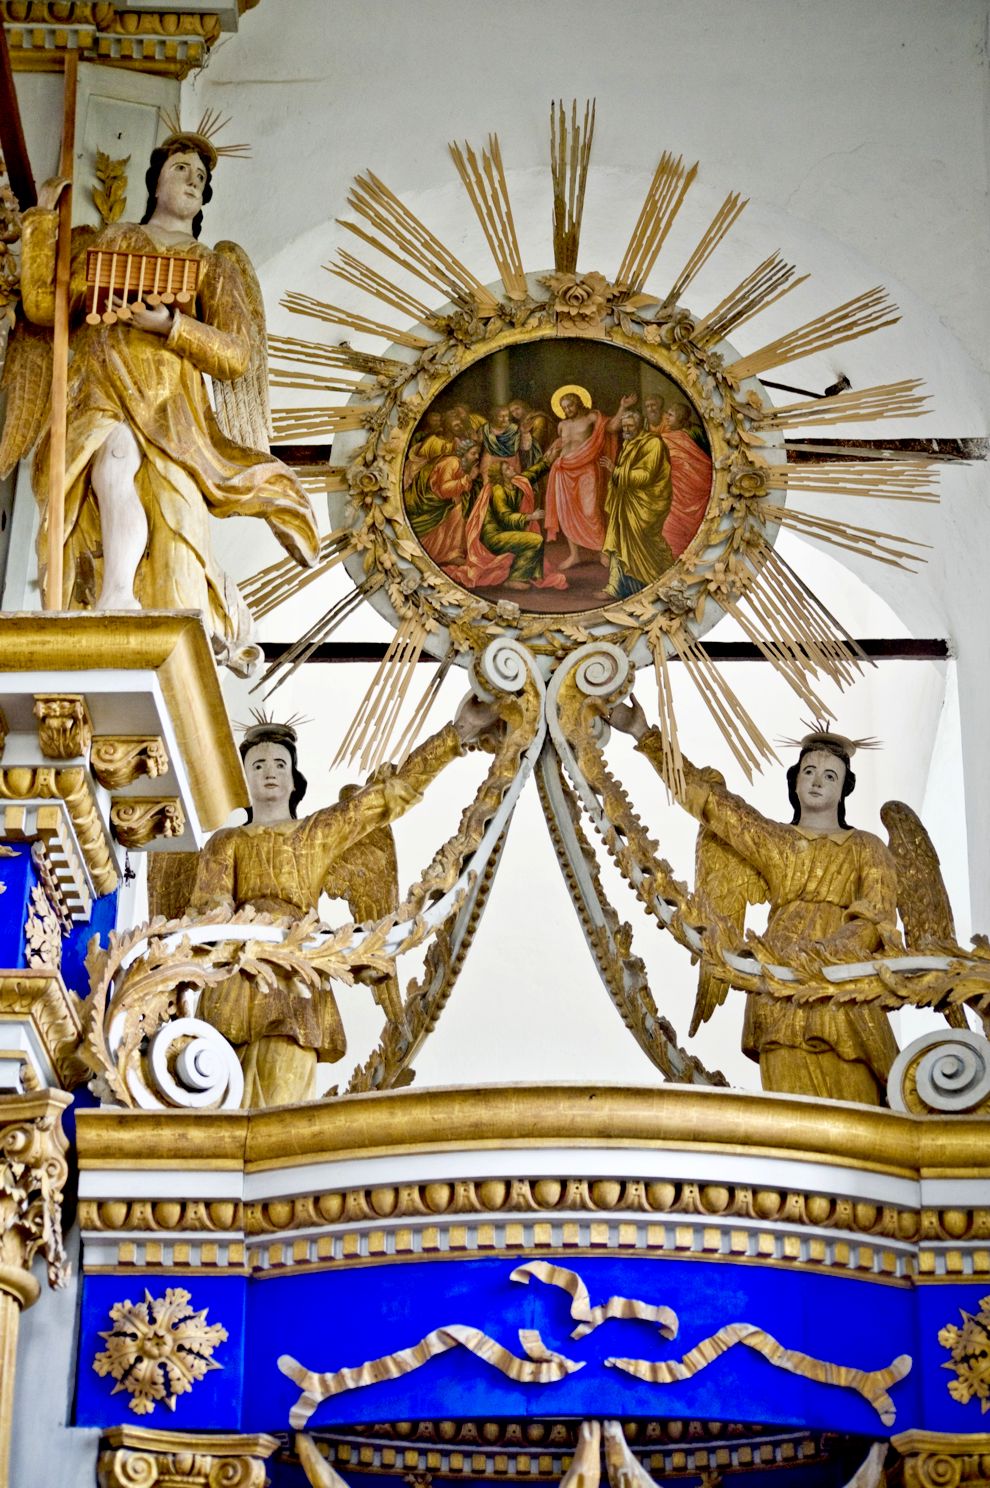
[0,120,318,676]
[610,701,965,1106]
[149,696,497,1108]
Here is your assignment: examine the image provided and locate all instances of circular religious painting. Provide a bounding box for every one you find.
[401,339,712,615]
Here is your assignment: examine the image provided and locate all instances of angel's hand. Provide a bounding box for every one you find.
[454,695,502,745]
[130,303,173,335]
[36,177,70,211]
[609,695,649,740]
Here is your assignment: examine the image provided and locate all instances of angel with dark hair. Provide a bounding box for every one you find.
[0,120,318,675]
[610,702,963,1106]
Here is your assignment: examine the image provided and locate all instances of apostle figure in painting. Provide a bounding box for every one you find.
[644,394,666,434]
[447,453,566,593]
[600,408,675,599]
[508,398,551,456]
[4,124,318,676]
[661,402,714,557]
[480,404,527,477]
[188,698,499,1107]
[476,456,548,591]
[544,386,635,570]
[609,703,899,1105]
[405,445,478,565]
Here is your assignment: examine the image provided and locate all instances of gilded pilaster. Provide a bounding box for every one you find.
[97,1427,279,1487]
[0,1089,72,1488]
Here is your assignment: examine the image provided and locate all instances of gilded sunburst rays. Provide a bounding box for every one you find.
[257,99,939,771]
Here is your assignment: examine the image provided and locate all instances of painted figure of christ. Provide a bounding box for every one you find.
[544,387,635,570]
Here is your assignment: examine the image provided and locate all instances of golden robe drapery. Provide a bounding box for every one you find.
[637,730,899,1102]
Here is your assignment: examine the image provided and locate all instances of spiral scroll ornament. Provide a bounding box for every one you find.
[887,1028,990,1115]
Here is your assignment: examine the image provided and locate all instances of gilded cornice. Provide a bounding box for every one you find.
[75,1084,990,1178]
[0,970,85,1089]
[74,1085,990,1281]
[0,762,118,894]
[0,613,246,829]
[2,2,261,78]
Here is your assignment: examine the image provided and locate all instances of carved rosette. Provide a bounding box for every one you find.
[110,798,185,849]
[33,694,93,759]
[92,1287,228,1415]
[97,1427,279,1488]
[92,736,169,790]
[0,1089,72,1302]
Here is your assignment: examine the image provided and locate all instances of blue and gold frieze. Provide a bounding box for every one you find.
[72,1085,990,1442]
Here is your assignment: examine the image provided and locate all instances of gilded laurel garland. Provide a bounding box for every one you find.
[92,1287,228,1416]
[545,645,990,1025]
[83,643,544,1107]
[938,1295,990,1413]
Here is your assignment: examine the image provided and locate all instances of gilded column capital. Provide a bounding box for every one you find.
[0,1089,72,1297]
[891,1431,990,1488]
[33,694,93,759]
[97,1427,279,1487]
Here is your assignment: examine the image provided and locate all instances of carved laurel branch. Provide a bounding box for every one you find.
[547,643,990,1018]
[536,746,725,1087]
[84,643,546,1107]
[345,642,546,1092]
[338,281,771,659]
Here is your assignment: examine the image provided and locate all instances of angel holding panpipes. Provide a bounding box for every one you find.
[609,698,967,1106]
[0,112,318,676]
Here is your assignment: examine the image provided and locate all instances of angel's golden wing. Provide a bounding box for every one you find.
[692,768,769,1036]
[880,799,955,946]
[324,784,401,1022]
[0,316,52,478]
[880,798,966,1028]
[211,238,272,451]
[146,849,202,922]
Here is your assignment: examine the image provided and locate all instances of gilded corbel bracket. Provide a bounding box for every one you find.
[92,735,169,790]
[891,1431,990,1488]
[97,1427,279,1487]
[33,694,93,759]
[110,797,185,849]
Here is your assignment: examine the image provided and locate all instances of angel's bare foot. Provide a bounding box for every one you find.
[559,552,580,571]
[505,580,530,591]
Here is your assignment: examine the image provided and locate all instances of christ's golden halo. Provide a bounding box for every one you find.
[550,383,592,418]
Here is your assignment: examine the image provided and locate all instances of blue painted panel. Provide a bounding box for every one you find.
[76,1256,986,1438]
[244,1257,917,1437]
[61,887,119,998]
[75,1274,248,1429]
[915,1281,990,1432]
[0,844,37,967]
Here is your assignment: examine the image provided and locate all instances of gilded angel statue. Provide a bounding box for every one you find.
[147,696,498,1108]
[610,700,965,1106]
[0,115,318,675]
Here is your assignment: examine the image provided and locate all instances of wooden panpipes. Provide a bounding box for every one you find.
[85,247,200,325]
